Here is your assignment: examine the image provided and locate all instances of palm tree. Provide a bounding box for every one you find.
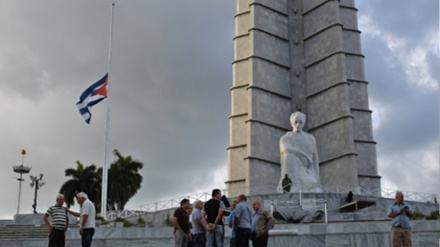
[59,161,101,209]
[99,149,143,210]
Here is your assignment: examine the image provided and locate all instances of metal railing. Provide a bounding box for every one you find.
[105,186,438,220]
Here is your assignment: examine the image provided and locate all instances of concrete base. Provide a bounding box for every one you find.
[0,220,438,247]
[13,214,45,226]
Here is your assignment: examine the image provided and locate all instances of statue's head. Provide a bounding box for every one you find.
[290,111,306,132]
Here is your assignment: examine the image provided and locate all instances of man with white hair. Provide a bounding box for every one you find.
[66,192,96,247]
[191,200,206,247]
[387,191,414,247]
[43,194,69,247]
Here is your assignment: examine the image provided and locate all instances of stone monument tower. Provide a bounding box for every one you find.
[226,0,381,196]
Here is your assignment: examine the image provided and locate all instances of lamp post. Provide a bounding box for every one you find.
[30,173,45,214]
[12,149,31,215]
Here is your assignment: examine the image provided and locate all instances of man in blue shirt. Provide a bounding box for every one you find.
[387,191,414,247]
[233,195,252,247]
[191,200,206,247]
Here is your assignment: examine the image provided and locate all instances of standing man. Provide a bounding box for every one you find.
[228,200,238,247]
[233,195,252,247]
[191,200,206,247]
[387,191,414,247]
[251,200,275,247]
[187,203,194,247]
[203,189,225,247]
[173,198,191,247]
[66,192,96,247]
[43,194,69,247]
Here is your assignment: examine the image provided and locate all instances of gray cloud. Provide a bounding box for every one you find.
[0,0,437,219]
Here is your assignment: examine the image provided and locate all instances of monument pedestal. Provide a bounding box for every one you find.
[13,213,44,226]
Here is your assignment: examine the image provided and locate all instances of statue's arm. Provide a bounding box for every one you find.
[280,136,309,158]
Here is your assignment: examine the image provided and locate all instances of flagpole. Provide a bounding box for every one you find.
[101,2,115,220]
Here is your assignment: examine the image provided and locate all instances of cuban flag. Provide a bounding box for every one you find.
[76,73,108,124]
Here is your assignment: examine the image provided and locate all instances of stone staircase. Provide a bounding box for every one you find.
[0,225,48,240]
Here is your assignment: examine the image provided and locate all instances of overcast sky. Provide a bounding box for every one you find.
[0,0,437,219]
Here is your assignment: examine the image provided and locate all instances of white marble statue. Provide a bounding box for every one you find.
[278,111,322,193]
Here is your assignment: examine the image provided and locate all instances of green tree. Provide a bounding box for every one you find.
[99,149,143,210]
[59,161,101,209]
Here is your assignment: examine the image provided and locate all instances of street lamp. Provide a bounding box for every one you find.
[30,173,45,214]
[12,149,31,215]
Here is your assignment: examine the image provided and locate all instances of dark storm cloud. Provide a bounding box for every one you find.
[0,0,437,219]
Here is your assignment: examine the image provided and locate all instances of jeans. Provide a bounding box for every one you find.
[81,228,94,247]
[193,232,206,247]
[206,225,224,247]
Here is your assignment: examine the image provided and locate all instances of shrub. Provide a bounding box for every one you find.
[114,217,134,227]
[137,217,146,227]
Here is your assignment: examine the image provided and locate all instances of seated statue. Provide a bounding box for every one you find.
[278,111,322,193]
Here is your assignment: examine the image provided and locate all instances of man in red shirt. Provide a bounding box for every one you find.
[173,198,191,247]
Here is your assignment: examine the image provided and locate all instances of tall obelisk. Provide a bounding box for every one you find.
[226,0,381,196]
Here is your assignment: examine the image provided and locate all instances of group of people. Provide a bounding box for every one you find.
[42,189,415,247]
[172,188,275,247]
[42,192,96,247]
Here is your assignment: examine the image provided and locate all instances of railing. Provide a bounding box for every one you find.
[106,191,213,220]
[105,186,438,220]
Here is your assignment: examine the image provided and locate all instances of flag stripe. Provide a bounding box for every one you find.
[76,73,109,124]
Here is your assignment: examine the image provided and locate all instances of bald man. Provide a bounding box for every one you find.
[251,200,274,247]
[387,191,414,247]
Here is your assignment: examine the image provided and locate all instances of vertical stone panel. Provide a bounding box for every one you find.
[345,55,365,81]
[229,114,249,145]
[253,4,289,39]
[319,155,359,190]
[248,120,286,162]
[235,12,252,36]
[303,1,339,38]
[252,59,290,95]
[249,88,292,127]
[232,60,251,87]
[351,110,374,141]
[339,5,358,30]
[234,35,251,61]
[303,0,330,14]
[307,85,352,129]
[252,31,290,66]
[305,54,346,96]
[342,30,362,54]
[254,0,288,13]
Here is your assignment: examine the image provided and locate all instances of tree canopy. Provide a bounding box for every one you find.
[59,149,143,213]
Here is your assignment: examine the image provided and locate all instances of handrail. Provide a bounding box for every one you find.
[105,186,438,220]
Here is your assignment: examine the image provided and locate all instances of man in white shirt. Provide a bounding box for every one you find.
[66,192,96,247]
